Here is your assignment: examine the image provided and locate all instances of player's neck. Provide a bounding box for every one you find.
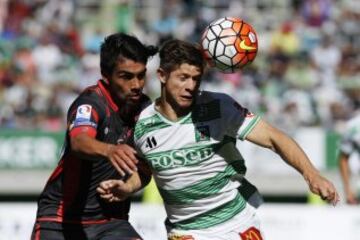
[155,98,191,122]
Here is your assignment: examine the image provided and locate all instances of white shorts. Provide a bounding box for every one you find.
[167,203,264,240]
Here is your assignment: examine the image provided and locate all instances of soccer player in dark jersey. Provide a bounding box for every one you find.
[31,33,157,240]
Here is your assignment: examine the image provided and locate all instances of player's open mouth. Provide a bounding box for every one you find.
[129,94,141,100]
[181,95,193,101]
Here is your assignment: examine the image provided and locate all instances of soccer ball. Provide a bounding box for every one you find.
[201,17,258,73]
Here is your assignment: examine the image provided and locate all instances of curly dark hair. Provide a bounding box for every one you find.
[100,33,158,78]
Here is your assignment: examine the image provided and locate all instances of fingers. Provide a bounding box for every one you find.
[97,181,110,194]
[100,179,116,189]
[347,198,358,205]
[330,187,340,205]
[110,154,131,177]
[108,144,139,176]
[345,191,358,205]
[99,192,123,202]
[118,144,139,164]
[96,186,107,194]
[109,196,122,202]
[326,186,340,206]
[333,191,340,206]
[119,146,139,171]
[97,180,127,202]
[320,189,338,205]
[308,174,340,206]
[99,192,114,200]
[115,152,137,173]
[314,181,340,206]
[97,180,120,192]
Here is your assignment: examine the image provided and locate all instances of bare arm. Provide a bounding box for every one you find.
[70,133,139,176]
[246,119,339,205]
[339,152,358,204]
[97,161,152,202]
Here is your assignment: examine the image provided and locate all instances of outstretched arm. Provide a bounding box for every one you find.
[246,119,340,205]
[97,173,142,202]
[339,152,358,204]
[97,160,152,202]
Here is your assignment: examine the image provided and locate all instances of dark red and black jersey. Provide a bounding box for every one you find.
[35,80,151,224]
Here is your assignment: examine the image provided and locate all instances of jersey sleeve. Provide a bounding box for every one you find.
[339,126,357,156]
[67,95,105,138]
[222,95,261,140]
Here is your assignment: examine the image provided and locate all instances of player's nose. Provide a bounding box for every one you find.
[185,79,197,91]
[130,79,142,90]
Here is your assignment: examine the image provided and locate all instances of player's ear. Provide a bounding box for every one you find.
[157,68,167,84]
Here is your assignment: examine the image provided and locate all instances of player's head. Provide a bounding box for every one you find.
[100,33,158,104]
[157,39,205,110]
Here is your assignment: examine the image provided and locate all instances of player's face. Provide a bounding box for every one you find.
[158,63,202,109]
[107,58,147,105]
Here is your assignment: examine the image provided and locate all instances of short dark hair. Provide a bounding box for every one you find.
[159,39,205,74]
[100,33,158,78]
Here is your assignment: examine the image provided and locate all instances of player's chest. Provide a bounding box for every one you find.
[141,121,225,152]
[99,113,133,145]
[139,121,229,171]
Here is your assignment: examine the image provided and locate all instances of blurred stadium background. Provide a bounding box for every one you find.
[0,0,360,239]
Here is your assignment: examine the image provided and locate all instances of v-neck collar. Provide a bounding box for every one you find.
[152,102,192,125]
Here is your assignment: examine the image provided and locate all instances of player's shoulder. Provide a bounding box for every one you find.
[134,102,159,140]
[135,102,159,129]
[67,83,105,115]
[76,84,103,103]
[137,102,156,120]
[350,113,360,124]
[197,90,235,104]
[197,90,241,112]
[345,113,360,130]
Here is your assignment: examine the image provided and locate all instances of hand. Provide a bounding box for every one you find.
[97,179,133,202]
[106,144,139,177]
[345,190,358,205]
[304,172,340,206]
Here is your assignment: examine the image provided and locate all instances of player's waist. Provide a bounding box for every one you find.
[165,191,246,230]
[36,203,130,223]
[157,166,240,206]
[167,203,256,235]
[35,213,129,225]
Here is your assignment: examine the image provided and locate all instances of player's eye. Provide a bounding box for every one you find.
[137,72,146,80]
[119,73,134,80]
[179,74,188,81]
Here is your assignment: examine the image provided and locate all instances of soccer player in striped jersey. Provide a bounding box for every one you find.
[339,112,360,204]
[98,39,339,240]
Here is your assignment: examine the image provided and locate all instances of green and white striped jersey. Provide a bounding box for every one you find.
[134,91,261,230]
[340,113,360,155]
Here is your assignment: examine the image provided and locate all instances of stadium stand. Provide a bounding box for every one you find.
[0,0,359,201]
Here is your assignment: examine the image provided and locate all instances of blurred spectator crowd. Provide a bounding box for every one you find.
[0,0,359,134]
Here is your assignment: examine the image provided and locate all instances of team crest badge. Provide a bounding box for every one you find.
[75,104,92,121]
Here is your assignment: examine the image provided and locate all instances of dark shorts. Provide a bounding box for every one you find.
[31,219,143,240]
